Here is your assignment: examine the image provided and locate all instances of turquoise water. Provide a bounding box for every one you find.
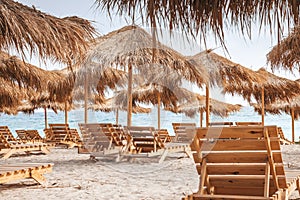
[0,106,297,141]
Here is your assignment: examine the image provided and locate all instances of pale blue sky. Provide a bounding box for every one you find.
[15,0,299,105]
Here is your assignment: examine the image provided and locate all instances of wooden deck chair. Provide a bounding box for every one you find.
[208,122,234,127]
[0,132,54,159]
[15,130,30,142]
[48,124,80,148]
[156,129,172,143]
[26,130,44,142]
[0,163,53,186]
[278,127,293,145]
[235,121,263,126]
[0,126,17,142]
[123,126,192,163]
[78,123,122,159]
[172,123,197,143]
[183,125,300,200]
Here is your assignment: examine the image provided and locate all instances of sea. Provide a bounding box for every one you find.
[0,106,297,141]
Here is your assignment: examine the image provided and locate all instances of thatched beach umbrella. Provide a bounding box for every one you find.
[95,1,299,47]
[267,25,300,72]
[253,68,300,125]
[166,94,242,127]
[79,25,208,125]
[187,50,262,126]
[252,78,300,143]
[1,0,96,64]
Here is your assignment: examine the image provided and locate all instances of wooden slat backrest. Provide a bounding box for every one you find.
[0,126,16,142]
[49,124,71,142]
[172,123,196,143]
[15,130,29,141]
[0,133,11,149]
[125,126,160,153]
[156,129,172,143]
[26,130,43,140]
[191,125,287,197]
[78,123,113,151]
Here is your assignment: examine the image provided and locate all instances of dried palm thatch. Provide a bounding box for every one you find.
[187,50,262,90]
[267,25,300,72]
[90,98,151,114]
[254,68,300,104]
[80,25,208,87]
[0,77,24,111]
[0,51,75,103]
[1,0,96,64]
[112,83,195,109]
[166,94,242,118]
[95,0,299,47]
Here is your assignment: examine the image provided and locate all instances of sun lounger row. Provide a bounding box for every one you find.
[183,125,300,200]
[78,123,191,163]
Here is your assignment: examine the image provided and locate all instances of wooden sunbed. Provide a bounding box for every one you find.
[172,123,196,143]
[78,123,122,159]
[183,125,300,199]
[278,127,293,145]
[0,132,54,159]
[0,126,18,142]
[0,163,53,186]
[156,129,173,143]
[48,124,82,148]
[123,126,192,163]
[15,129,30,142]
[26,130,44,141]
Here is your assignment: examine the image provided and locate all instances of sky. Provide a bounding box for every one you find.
[15,0,300,105]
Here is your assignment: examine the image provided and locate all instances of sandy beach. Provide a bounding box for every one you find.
[1,145,300,200]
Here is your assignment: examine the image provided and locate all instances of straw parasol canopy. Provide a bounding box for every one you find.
[187,50,262,126]
[95,1,299,47]
[0,51,75,103]
[267,25,300,72]
[0,0,96,64]
[80,25,207,87]
[0,77,25,111]
[79,25,208,125]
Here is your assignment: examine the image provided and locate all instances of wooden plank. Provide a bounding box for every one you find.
[199,151,283,163]
[209,122,234,126]
[196,127,265,139]
[197,139,280,151]
[197,163,285,176]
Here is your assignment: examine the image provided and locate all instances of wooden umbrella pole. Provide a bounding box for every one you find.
[261,87,265,126]
[84,70,88,124]
[205,85,210,127]
[116,109,119,125]
[291,108,295,143]
[157,93,161,129]
[64,101,68,125]
[127,63,133,126]
[200,109,203,128]
[44,106,48,129]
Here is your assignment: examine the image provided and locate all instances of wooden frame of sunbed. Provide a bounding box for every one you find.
[48,124,82,148]
[123,126,192,163]
[236,122,292,145]
[0,163,53,186]
[208,122,234,127]
[172,123,197,143]
[183,125,300,200]
[78,123,123,160]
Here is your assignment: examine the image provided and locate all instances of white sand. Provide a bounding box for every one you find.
[1,145,300,199]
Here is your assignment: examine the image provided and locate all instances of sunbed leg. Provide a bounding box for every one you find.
[31,171,47,186]
[41,147,50,154]
[158,149,168,164]
[297,178,300,194]
[184,147,192,158]
[2,149,16,159]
